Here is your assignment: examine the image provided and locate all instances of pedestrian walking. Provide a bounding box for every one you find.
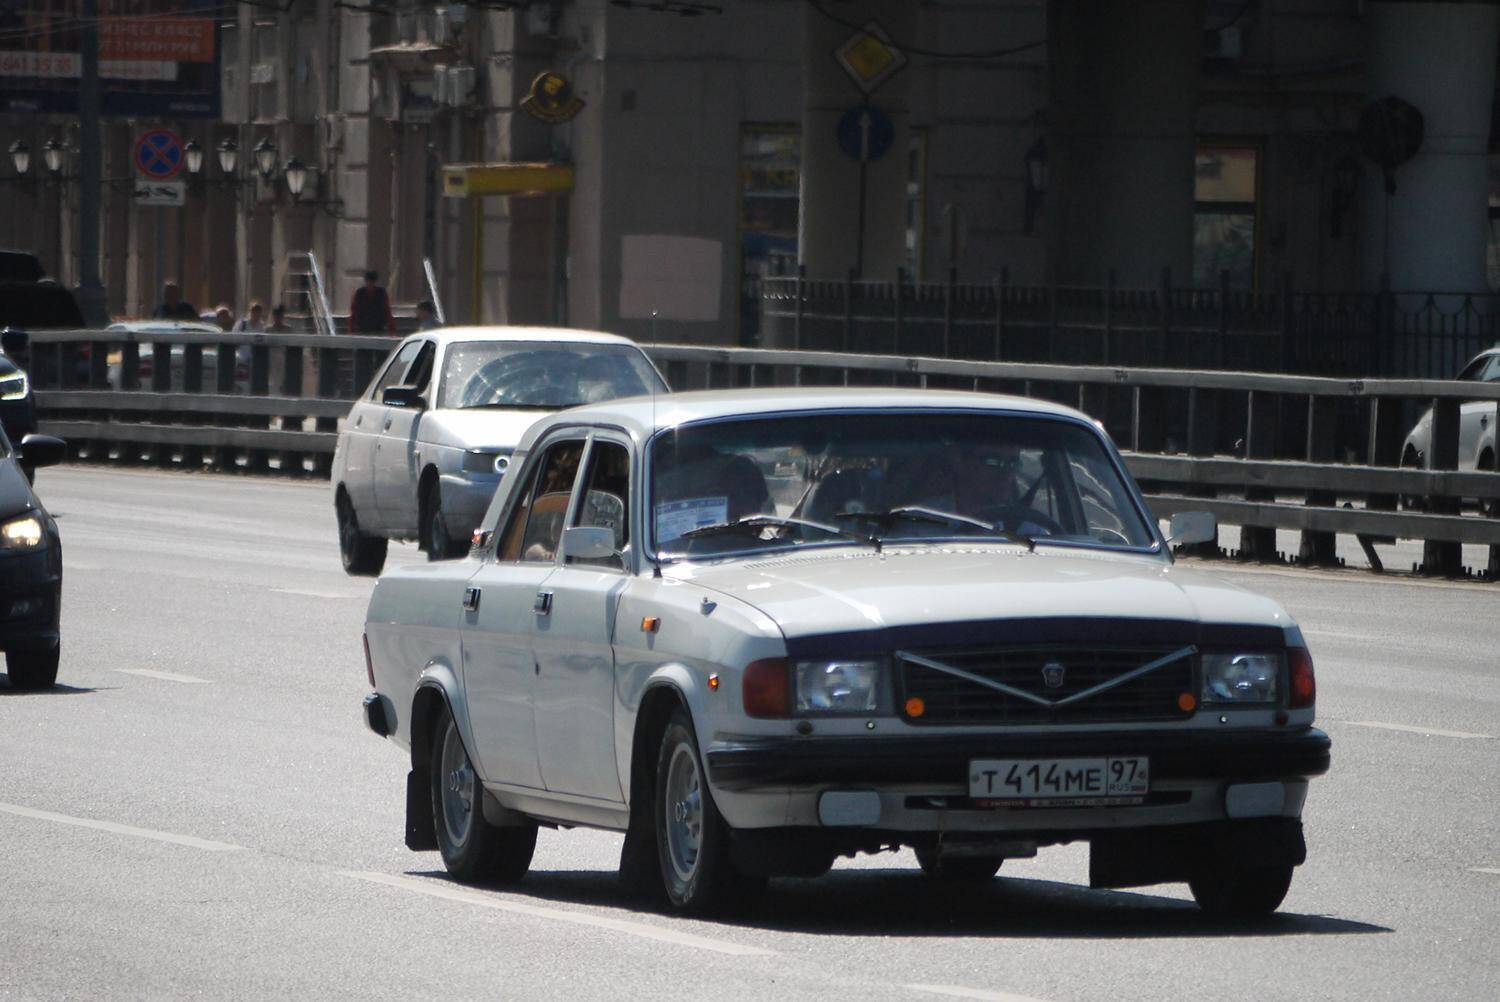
[268,304,293,333]
[234,301,266,333]
[349,270,395,334]
[152,280,198,321]
[415,300,439,331]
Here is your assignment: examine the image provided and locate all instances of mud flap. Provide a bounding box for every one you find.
[404,769,438,851]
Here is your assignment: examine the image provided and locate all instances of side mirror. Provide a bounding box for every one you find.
[382,385,427,409]
[1166,511,1216,547]
[18,434,66,469]
[560,525,618,562]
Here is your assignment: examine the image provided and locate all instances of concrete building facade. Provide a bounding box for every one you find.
[3,0,1498,350]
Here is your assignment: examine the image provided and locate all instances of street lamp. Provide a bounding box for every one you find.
[217,139,239,176]
[8,141,29,177]
[184,140,204,176]
[41,139,64,176]
[253,138,279,180]
[283,156,310,202]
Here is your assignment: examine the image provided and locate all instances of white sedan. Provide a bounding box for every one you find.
[331,326,666,575]
[1401,347,1499,511]
[360,388,1330,916]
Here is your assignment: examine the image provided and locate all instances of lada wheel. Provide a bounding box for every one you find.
[654,708,763,914]
[1188,864,1293,917]
[914,848,1003,882]
[337,494,387,576]
[5,642,59,691]
[430,706,536,884]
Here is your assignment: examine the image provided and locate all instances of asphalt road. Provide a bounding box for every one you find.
[2,466,1497,1001]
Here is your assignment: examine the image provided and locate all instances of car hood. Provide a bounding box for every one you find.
[0,457,38,520]
[418,408,554,450]
[669,545,1292,638]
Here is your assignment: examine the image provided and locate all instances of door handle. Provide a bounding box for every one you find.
[534,590,553,615]
[354,416,362,427]
[383,419,392,431]
[462,587,480,612]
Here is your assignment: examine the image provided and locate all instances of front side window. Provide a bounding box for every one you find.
[497,439,586,563]
[568,440,631,569]
[649,411,1156,560]
[438,341,664,411]
[369,340,423,399]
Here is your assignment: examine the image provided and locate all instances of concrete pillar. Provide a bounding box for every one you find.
[1363,1,1499,294]
[1046,0,1202,286]
[798,1,915,280]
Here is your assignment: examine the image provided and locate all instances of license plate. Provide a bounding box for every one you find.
[968,756,1149,807]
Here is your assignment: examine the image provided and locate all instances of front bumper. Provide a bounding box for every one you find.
[0,545,62,650]
[707,727,1332,791]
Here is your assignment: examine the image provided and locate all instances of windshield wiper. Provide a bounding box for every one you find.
[678,514,880,551]
[832,506,1035,551]
[460,402,560,411]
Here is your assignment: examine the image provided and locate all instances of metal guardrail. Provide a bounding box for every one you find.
[17,331,1500,580]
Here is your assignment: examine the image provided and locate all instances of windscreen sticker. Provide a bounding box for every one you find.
[655,497,728,543]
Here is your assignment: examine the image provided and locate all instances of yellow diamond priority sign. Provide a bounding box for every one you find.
[834,22,908,95]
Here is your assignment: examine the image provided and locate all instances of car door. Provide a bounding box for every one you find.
[343,338,422,529]
[460,433,587,791]
[374,339,436,533]
[530,434,633,803]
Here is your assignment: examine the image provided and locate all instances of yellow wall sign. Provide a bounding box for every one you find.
[520,71,586,124]
[441,162,575,198]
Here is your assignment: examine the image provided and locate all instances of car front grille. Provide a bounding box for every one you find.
[897,645,1196,725]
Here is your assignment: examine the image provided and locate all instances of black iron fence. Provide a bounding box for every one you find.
[754,268,1500,379]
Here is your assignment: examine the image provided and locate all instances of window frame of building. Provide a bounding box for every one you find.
[905,129,928,281]
[1193,139,1263,292]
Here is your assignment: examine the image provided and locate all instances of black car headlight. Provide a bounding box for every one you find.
[460,450,511,476]
[0,514,45,551]
[1201,652,1280,704]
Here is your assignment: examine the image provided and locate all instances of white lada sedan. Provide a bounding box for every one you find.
[331,326,665,575]
[360,389,1330,916]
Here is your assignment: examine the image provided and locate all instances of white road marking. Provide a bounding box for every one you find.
[271,587,363,600]
[114,668,211,684]
[0,801,244,852]
[907,984,1050,1002]
[1472,867,1500,876]
[341,871,776,957]
[1340,720,1494,740]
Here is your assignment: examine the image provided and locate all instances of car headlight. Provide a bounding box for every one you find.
[460,450,511,475]
[0,370,28,401]
[794,660,885,714]
[1201,652,1280,704]
[0,514,44,551]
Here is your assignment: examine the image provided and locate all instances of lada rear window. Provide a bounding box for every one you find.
[649,411,1156,559]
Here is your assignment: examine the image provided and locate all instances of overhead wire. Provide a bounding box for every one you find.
[804,0,1045,61]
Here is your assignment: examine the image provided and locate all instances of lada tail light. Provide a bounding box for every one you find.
[1288,647,1315,709]
[742,658,790,718]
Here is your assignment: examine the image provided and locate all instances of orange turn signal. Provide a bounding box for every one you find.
[904,696,926,718]
[708,673,720,691]
[1177,692,1197,713]
[641,616,661,634]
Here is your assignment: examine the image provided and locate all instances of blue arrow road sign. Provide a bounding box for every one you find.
[836,106,894,163]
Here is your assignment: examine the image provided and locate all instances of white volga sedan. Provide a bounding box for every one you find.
[332,326,665,575]
[360,389,1330,916]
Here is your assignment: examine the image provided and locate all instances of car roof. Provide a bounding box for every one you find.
[412,326,642,349]
[527,387,1092,441]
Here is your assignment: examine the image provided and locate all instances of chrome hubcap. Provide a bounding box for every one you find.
[664,743,703,883]
[438,721,474,846]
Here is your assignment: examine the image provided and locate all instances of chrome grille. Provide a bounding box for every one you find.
[898,645,1195,725]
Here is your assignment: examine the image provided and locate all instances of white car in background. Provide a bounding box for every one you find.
[360,388,1330,916]
[331,326,666,575]
[103,321,250,390]
[1401,347,1499,512]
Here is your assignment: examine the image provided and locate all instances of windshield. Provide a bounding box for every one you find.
[649,411,1157,560]
[439,341,665,410]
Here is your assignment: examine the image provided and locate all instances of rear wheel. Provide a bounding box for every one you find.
[430,705,536,884]
[4,642,59,691]
[1400,446,1426,512]
[337,493,387,576]
[422,481,466,561]
[914,848,1003,882]
[1188,864,1294,918]
[654,708,764,913]
[1479,451,1497,516]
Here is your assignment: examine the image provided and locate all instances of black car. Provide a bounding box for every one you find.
[0,425,65,690]
[0,349,35,442]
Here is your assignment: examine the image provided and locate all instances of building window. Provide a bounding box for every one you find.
[1193,144,1259,289]
[905,131,927,280]
[738,123,800,345]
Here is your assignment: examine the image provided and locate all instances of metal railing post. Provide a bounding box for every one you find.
[943,266,956,358]
[1217,269,1230,369]
[994,267,1007,361]
[893,267,904,356]
[1157,267,1171,365]
[843,267,855,352]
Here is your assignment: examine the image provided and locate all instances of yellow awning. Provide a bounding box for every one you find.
[441,162,574,198]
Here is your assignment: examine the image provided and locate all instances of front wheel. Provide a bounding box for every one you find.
[337,494,387,576]
[430,706,537,884]
[1188,864,1294,917]
[422,482,467,561]
[914,848,1003,882]
[654,708,763,913]
[5,642,59,691]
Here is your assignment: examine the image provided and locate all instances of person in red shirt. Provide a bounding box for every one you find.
[349,270,395,334]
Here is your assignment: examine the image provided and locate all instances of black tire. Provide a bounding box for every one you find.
[337,492,387,576]
[1400,447,1426,512]
[422,481,466,561]
[914,847,1003,882]
[5,642,59,691]
[1188,864,1294,918]
[654,707,764,914]
[430,704,537,884]
[1479,452,1497,517]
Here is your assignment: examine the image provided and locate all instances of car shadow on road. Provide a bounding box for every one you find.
[408,867,1392,939]
[0,680,99,696]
